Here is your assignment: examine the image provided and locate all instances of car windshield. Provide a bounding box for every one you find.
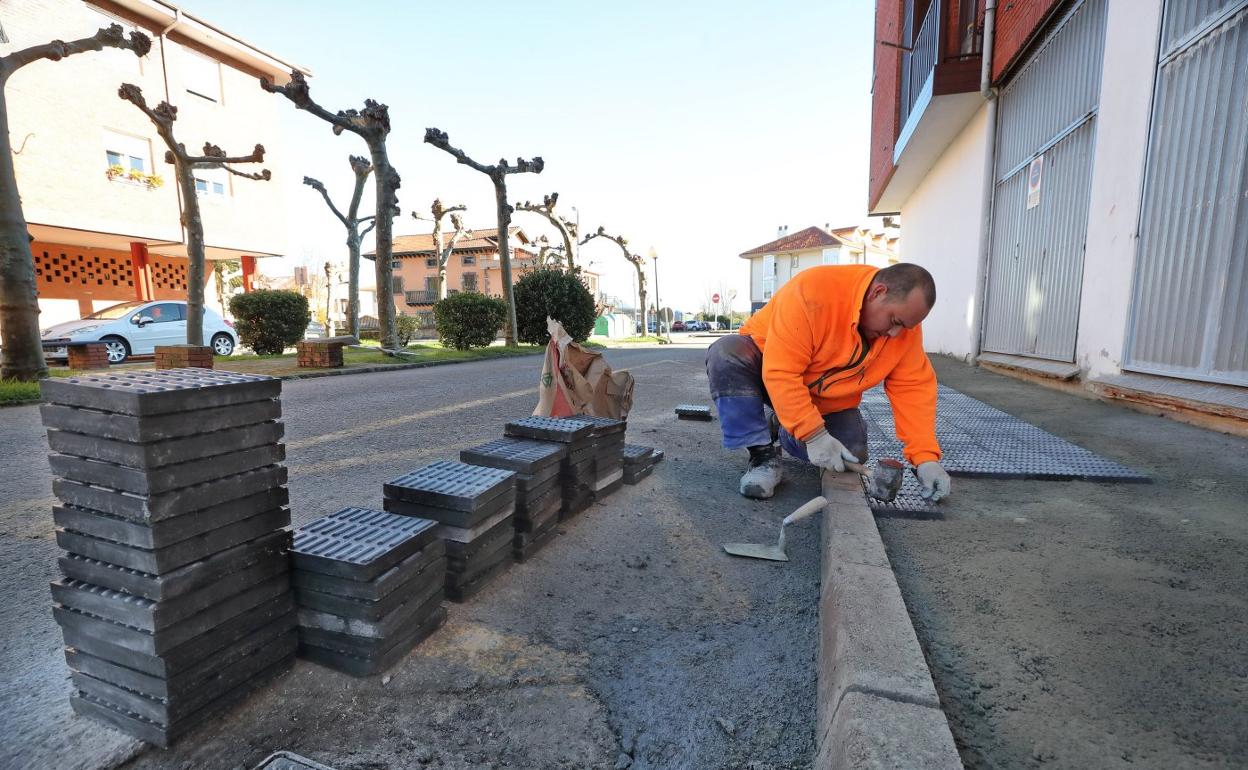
[86,301,149,320]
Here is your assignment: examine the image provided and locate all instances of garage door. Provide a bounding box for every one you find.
[981,0,1108,362]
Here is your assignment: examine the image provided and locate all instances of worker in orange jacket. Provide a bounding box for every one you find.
[706,263,951,501]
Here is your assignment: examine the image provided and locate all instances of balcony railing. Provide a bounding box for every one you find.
[899,0,940,131]
[404,290,438,305]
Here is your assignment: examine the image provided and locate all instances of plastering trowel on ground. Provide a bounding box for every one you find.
[723,496,828,562]
[723,459,906,562]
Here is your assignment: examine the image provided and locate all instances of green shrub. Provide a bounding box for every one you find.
[396,314,420,346]
[433,292,507,350]
[513,268,596,344]
[228,290,309,355]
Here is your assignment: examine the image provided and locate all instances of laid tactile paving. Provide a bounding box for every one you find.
[42,371,295,746]
[504,416,595,443]
[384,461,515,512]
[40,369,281,416]
[569,415,627,435]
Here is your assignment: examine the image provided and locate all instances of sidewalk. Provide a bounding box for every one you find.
[879,355,1248,769]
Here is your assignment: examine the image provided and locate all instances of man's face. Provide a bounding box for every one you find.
[859,283,931,340]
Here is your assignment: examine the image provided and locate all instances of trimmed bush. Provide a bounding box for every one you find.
[513,268,596,344]
[433,292,507,350]
[396,314,420,346]
[228,290,309,355]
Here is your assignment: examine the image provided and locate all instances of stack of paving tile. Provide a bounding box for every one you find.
[570,415,627,499]
[291,507,445,676]
[504,417,597,520]
[622,444,659,484]
[39,369,294,747]
[460,437,567,563]
[383,461,516,602]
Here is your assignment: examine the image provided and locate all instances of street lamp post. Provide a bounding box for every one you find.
[649,246,669,342]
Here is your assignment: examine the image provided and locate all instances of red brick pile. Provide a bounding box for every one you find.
[154,345,214,370]
[296,340,345,368]
[67,343,110,370]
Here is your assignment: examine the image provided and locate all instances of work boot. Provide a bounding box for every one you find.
[740,444,783,499]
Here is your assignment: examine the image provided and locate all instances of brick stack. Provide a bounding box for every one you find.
[383,461,516,602]
[570,416,627,500]
[295,340,345,368]
[67,342,110,370]
[623,444,660,484]
[291,507,446,676]
[39,369,292,747]
[154,345,214,370]
[504,417,597,520]
[460,437,567,563]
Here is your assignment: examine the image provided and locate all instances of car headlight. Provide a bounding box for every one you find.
[68,325,102,336]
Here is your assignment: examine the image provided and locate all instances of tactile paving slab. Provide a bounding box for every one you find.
[252,751,339,770]
[40,399,282,443]
[49,444,286,496]
[382,487,516,530]
[291,539,445,602]
[41,369,281,416]
[294,556,445,622]
[291,508,438,582]
[568,415,627,435]
[460,437,566,474]
[299,603,446,677]
[53,465,288,523]
[47,422,285,470]
[858,384,1149,483]
[675,404,713,421]
[504,416,594,443]
[383,461,515,511]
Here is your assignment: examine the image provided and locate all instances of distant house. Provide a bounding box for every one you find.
[368,227,599,318]
[3,0,305,329]
[738,222,900,311]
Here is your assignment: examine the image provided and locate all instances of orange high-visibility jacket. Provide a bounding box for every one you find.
[739,264,941,465]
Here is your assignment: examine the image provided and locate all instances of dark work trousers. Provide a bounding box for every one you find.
[705,334,868,463]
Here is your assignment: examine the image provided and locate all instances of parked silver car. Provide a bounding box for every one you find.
[40,300,237,364]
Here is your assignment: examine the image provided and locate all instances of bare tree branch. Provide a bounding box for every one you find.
[303,176,348,226]
[1,24,150,76]
[221,165,272,181]
[583,227,648,330]
[515,191,578,269]
[359,219,377,240]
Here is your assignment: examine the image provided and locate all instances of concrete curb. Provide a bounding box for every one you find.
[816,472,963,769]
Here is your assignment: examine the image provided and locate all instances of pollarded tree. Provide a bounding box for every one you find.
[303,156,375,337]
[582,227,646,332]
[424,128,543,346]
[263,71,401,351]
[413,199,470,300]
[119,84,270,347]
[515,192,578,270]
[0,24,150,381]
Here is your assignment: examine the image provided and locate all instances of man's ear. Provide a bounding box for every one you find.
[866,281,888,302]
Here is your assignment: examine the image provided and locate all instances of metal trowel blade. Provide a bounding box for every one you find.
[722,543,789,562]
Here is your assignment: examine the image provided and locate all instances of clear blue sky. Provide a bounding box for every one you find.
[181,0,875,313]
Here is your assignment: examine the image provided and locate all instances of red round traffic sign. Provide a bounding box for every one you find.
[711,293,720,303]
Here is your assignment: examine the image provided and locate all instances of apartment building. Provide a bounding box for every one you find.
[870,0,1248,416]
[3,0,303,328]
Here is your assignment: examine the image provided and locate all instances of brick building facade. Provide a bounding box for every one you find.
[2,0,303,330]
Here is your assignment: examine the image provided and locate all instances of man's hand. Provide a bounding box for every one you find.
[916,461,951,502]
[805,428,860,472]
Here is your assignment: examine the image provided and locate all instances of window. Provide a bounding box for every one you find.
[103,129,151,180]
[462,254,476,266]
[790,255,800,269]
[424,277,437,292]
[181,46,222,102]
[193,166,228,198]
[138,303,184,323]
[425,257,437,267]
[392,277,404,294]
[462,273,478,292]
[390,260,401,269]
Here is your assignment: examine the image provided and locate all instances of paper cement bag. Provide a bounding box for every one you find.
[533,317,634,419]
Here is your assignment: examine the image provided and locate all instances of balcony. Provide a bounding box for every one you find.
[404,290,438,305]
[870,0,984,214]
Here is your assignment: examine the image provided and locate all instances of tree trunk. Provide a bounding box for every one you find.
[346,232,361,338]
[494,180,518,346]
[0,83,47,380]
[634,264,647,335]
[433,216,447,300]
[369,144,399,350]
[176,159,207,345]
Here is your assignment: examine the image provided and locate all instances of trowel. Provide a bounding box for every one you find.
[846,458,906,503]
[723,496,827,562]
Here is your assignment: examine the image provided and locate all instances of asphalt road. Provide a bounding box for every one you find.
[880,357,1248,770]
[0,342,822,770]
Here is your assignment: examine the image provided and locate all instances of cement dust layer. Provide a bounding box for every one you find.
[879,356,1248,770]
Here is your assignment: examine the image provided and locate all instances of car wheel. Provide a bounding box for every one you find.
[211,333,235,357]
[101,336,130,364]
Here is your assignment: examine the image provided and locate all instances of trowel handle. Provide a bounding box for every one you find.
[782,496,828,527]
[844,461,870,477]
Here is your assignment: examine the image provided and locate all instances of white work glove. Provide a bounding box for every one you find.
[916,461,951,502]
[804,428,861,472]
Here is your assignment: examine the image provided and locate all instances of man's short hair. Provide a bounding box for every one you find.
[875,263,936,308]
